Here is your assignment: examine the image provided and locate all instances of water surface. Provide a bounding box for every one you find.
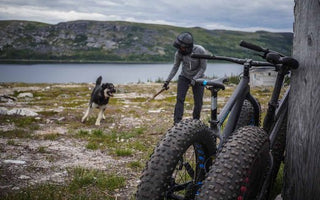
[0,63,242,84]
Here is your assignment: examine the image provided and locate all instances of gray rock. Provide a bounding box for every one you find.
[275,194,283,200]
[7,108,38,116]
[0,107,8,115]
[59,94,70,98]
[3,160,26,165]
[17,92,33,98]
[0,95,17,102]
[19,175,31,180]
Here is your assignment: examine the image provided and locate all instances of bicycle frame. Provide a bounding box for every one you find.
[202,61,291,199]
[207,68,258,148]
[195,54,291,199]
[193,54,273,151]
[257,68,291,199]
[237,40,299,199]
[270,87,289,147]
[190,42,299,200]
[201,73,254,151]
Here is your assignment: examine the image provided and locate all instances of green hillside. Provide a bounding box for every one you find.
[0,20,293,63]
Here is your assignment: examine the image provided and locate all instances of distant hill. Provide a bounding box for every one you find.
[0,20,293,63]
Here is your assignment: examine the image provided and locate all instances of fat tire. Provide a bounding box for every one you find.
[136,119,216,200]
[197,126,269,200]
[236,98,260,129]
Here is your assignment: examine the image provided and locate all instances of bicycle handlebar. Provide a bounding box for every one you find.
[240,40,267,53]
[240,40,299,69]
[191,54,274,67]
[191,54,215,60]
[192,41,299,69]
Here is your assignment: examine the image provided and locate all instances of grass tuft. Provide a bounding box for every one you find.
[70,167,126,192]
[115,148,133,156]
[0,129,32,139]
[86,142,99,150]
[128,161,143,170]
[2,167,126,200]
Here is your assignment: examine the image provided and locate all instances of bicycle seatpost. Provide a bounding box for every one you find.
[195,78,226,130]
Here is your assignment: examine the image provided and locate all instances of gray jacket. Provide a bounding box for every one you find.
[165,44,207,82]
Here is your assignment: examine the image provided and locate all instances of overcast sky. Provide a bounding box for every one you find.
[0,0,295,32]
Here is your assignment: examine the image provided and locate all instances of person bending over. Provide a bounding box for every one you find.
[163,32,207,124]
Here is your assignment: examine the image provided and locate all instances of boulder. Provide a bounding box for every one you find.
[17,92,33,98]
[7,108,38,116]
[0,107,8,115]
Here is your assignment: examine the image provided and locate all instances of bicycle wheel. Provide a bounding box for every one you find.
[136,119,216,200]
[236,97,260,129]
[196,126,270,200]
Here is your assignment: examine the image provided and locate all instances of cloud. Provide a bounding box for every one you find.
[0,0,294,32]
[0,5,111,23]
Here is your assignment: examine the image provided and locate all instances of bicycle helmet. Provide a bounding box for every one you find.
[173,32,194,55]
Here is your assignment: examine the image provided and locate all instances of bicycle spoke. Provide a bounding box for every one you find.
[167,194,185,200]
[166,182,192,199]
[183,162,195,178]
[173,182,192,191]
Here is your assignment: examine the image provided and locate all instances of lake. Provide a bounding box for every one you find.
[0,63,242,84]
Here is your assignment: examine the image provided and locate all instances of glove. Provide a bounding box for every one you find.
[190,79,196,86]
[163,81,169,90]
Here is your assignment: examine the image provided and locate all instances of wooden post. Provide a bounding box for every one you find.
[283,0,320,199]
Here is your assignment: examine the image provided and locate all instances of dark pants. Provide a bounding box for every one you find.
[174,75,204,124]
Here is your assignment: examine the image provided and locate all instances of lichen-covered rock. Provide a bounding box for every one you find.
[7,108,38,116]
[17,92,33,98]
[0,107,8,115]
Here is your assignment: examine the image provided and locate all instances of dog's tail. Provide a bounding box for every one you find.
[96,76,102,85]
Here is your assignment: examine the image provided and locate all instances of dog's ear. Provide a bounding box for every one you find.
[96,76,102,85]
[101,83,107,89]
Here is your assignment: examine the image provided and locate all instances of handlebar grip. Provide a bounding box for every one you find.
[266,53,281,64]
[191,53,215,59]
[240,40,266,53]
[281,57,299,69]
[266,53,299,69]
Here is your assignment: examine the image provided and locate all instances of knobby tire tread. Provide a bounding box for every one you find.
[197,126,269,200]
[236,97,261,129]
[136,119,216,200]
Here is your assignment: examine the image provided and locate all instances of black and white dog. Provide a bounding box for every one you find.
[81,76,116,126]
